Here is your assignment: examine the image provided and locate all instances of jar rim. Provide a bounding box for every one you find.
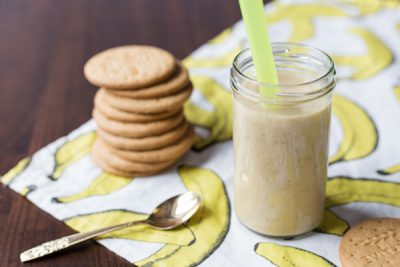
[231,43,336,102]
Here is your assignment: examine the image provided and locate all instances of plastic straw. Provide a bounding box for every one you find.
[238,0,279,95]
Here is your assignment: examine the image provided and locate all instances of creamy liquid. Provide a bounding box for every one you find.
[233,75,331,237]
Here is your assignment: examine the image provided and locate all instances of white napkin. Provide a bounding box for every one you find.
[2,0,400,266]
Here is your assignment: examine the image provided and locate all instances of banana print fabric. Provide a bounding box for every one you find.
[2,0,400,266]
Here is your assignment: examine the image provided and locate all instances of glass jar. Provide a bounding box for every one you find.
[230,43,336,237]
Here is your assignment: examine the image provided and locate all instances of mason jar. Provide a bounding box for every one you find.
[230,43,336,237]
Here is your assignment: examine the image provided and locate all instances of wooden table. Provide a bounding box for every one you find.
[0,0,251,266]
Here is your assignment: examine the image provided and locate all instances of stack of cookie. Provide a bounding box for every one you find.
[84,45,195,177]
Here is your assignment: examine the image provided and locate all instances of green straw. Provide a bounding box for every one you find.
[238,0,279,96]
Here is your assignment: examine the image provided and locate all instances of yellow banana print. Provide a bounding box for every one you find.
[135,165,230,266]
[315,209,349,236]
[383,85,400,173]
[320,176,400,236]
[267,4,346,42]
[1,157,30,185]
[54,173,132,203]
[378,164,400,175]
[332,27,392,80]
[394,85,400,102]
[65,210,194,246]
[255,242,335,267]
[317,176,400,236]
[20,185,37,197]
[184,76,232,150]
[183,42,242,68]
[208,28,232,45]
[330,94,377,164]
[184,101,214,128]
[326,177,400,208]
[340,0,399,15]
[51,132,96,180]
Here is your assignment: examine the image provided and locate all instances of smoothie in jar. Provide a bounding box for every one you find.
[230,43,336,237]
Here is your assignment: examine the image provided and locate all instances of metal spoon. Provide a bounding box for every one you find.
[20,191,201,263]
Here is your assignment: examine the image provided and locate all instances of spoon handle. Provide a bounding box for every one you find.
[20,220,145,262]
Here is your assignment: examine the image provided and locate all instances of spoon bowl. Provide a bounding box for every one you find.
[147,191,201,229]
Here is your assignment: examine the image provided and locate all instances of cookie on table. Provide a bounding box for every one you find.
[339,217,400,267]
[92,140,177,176]
[93,108,184,138]
[107,61,190,99]
[94,90,182,123]
[84,45,176,90]
[99,85,192,114]
[100,125,194,163]
[97,120,189,151]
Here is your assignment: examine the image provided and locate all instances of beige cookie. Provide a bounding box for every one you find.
[107,61,190,99]
[339,217,400,267]
[93,108,184,138]
[94,90,182,123]
[101,125,194,163]
[97,120,189,151]
[100,85,192,114]
[84,45,176,90]
[92,139,176,175]
[92,149,148,177]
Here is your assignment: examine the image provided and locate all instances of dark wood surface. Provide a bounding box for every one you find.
[0,0,246,266]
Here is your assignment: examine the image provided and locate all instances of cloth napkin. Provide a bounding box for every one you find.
[2,0,400,266]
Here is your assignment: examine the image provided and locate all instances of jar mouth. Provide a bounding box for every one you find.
[231,42,336,102]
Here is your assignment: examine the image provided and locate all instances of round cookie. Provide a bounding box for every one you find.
[94,90,182,123]
[93,108,184,138]
[339,217,400,267]
[84,45,176,90]
[97,120,190,151]
[107,62,190,99]
[92,139,177,174]
[92,149,147,177]
[101,125,194,163]
[100,85,192,114]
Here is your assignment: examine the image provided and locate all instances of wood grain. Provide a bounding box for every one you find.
[0,0,263,266]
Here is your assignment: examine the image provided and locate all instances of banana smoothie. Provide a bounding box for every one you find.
[230,43,335,237]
